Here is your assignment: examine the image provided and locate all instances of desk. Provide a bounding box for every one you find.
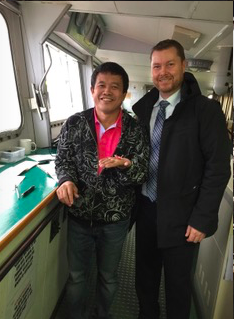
[0,150,68,319]
[0,151,57,254]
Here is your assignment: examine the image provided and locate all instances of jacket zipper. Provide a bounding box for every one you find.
[86,119,100,227]
[85,113,127,226]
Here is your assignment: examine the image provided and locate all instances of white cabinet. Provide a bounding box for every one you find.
[193,185,232,319]
[0,203,68,319]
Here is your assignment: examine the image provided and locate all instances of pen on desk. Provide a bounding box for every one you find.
[15,185,20,199]
[21,185,35,198]
[38,160,50,164]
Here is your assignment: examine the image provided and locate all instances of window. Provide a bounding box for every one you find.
[0,13,22,134]
[43,42,84,123]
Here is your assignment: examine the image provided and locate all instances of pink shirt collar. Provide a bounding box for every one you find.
[94,107,122,129]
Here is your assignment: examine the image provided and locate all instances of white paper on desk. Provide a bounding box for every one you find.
[28,154,56,162]
[0,175,25,192]
[0,161,38,178]
[38,162,58,182]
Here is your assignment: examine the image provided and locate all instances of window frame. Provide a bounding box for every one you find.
[43,39,86,124]
[0,3,26,140]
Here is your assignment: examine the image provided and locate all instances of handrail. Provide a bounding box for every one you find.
[38,44,52,111]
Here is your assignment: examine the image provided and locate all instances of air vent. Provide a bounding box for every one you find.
[186,59,213,72]
[172,26,201,50]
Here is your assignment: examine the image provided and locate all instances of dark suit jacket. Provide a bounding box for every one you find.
[132,72,231,248]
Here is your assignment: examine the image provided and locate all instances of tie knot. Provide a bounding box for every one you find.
[159,100,170,109]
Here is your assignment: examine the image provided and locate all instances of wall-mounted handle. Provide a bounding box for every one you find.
[38,44,52,111]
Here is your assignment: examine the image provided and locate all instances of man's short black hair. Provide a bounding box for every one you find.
[150,39,185,61]
[91,62,129,93]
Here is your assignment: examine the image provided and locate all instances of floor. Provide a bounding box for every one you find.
[54,226,198,319]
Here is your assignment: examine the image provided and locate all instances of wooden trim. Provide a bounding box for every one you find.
[0,188,58,252]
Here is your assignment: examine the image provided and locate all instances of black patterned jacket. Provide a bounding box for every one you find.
[55,108,149,224]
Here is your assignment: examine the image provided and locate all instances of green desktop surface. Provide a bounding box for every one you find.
[0,148,57,240]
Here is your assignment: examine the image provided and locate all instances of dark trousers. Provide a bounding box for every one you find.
[66,218,130,319]
[135,195,196,319]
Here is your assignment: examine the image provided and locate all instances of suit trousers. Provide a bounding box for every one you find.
[135,194,196,319]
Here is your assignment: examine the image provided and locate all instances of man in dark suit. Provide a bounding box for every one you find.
[132,39,230,319]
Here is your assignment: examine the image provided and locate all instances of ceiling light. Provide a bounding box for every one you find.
[172,26,201,50]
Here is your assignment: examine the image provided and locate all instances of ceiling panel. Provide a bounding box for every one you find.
[69,1,118,14]
[191,1,233,22]
[115,1,193,18]
[102,15,161,44]
[47,0,232,93]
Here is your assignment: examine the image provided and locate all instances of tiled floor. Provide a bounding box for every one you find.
[54,226,198,319]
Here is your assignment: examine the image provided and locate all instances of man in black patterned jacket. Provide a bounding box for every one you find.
[55,62,149,319]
